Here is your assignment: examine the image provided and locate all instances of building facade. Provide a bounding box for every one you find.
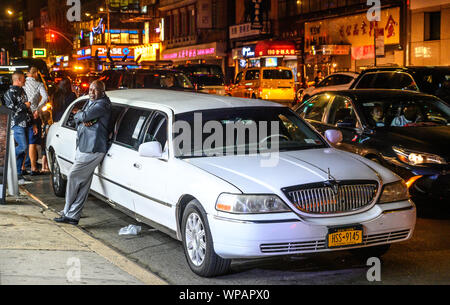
[409,0,450,66]
[278,0,407,84]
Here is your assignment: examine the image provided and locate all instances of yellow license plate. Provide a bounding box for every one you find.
[327,226,363,248]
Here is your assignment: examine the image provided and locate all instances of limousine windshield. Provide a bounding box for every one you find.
[174,107,327,158]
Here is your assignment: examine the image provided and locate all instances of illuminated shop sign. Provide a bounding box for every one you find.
[242,47,255,58]
[255,41,296,57]
[76,46,134,60]
[162,42,226,61]
[134,43,160,62]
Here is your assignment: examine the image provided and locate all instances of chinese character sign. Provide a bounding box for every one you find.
[305,7,400,51]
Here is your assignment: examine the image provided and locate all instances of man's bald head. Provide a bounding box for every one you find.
[12,71,25,87]
[89,80,106,101]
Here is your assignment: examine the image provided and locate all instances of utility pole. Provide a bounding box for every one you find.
[106,0,111,48]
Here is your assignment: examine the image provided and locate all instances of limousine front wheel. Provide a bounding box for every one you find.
[51,153,66,198]
[182,201,231,277]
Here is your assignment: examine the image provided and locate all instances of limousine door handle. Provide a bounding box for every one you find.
[133,163,142,169]
[56,134,60,138]
[106,153,113,157]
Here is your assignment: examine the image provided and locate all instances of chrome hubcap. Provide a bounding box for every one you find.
[185,212,206,266]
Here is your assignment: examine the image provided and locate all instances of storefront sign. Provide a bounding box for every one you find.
[162,42,225,61]
[255,41,296,57]
[242,47,255,58]
[305,7,400,52]
[134,43,160,62]
[230,23,261,40]
[76,46,134,60]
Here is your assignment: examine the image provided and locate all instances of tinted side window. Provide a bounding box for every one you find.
[115,108,152,150]
[356,72,418,91]
[263,69,293,79]
[143,112,168,149]
[320,76,336,87]
[245,70,260,80]
[297,95,331,122]
[63,99,88,129]
[327,96,357,126]
[235,72,243,84]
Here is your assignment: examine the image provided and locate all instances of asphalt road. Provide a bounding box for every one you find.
[22,175,450,285]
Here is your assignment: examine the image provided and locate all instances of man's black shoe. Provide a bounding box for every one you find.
[54,216,79,225]
[30,171,41,176]
[21,170,30,176]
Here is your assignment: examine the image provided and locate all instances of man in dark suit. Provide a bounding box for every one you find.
[54,80,111,225]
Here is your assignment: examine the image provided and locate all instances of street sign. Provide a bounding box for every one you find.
[33,48,47,58]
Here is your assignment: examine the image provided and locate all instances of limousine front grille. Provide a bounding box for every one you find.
[282,181,378,215]
[259,229,410,254]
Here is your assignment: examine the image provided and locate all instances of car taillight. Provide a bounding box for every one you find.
[81,83,89,88]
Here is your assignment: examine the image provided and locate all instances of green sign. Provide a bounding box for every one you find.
[22,50,29,58]
[33,49,46,58]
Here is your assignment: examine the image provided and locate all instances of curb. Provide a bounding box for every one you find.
[19,186,168,285]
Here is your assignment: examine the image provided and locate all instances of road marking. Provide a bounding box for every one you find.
[19,186,168,285]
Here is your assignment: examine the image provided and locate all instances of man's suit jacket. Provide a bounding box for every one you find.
[75,96,111,153]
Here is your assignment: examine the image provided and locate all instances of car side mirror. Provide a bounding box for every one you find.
[139,141,163,158]
[325,129,343,144]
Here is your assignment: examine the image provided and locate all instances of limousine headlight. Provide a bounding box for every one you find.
[216,194,291,214]
[393,147,446,166]
[378,180,410,204]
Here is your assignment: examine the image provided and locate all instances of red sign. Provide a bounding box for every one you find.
[255,41,296,57]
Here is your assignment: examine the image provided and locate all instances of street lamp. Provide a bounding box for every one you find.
[6,9,13,16]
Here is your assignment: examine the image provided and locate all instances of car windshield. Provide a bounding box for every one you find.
[360,96,450,128]
[174,107,327,158]
[135,72,194,89]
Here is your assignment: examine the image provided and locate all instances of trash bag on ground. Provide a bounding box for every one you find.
[119,224,142,236]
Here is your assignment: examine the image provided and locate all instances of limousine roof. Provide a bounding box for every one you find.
[106,89,283,114]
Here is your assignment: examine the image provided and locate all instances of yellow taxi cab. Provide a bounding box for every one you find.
[226,67,296,105]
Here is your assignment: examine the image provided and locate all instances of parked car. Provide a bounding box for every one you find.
[350,66,450,104]
[46,89,416,276]
[98,69,195,92]
[294,89,450,203]
[300,72,359,102]
[176,64,226,95]
[226,67,296,105]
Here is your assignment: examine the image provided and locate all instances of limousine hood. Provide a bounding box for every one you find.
[185,148,389,194]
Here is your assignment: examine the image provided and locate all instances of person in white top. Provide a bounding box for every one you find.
[391,104,420,127]
[23,67,48,175]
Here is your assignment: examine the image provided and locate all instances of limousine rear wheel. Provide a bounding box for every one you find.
[51,153,66,198]
[181,200,231,277]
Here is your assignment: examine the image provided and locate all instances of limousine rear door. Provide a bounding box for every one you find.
[131,110,175,231]
[96,107,153,215]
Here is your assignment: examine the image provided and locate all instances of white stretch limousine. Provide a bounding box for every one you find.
[46,89,416,277]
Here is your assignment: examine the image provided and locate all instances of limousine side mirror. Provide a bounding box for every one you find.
[325,129,343,145]
[139,141,163,158]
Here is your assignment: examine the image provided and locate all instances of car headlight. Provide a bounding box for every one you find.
[393,147,447,165]
[216,194,291,214]
[378,180,410,204]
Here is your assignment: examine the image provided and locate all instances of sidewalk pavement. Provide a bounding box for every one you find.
[0,193,167,285]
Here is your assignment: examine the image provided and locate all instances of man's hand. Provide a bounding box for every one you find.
[84,121,95,127]
[25,102,31,108]
[32,125,38,135]
[33,111,39,119]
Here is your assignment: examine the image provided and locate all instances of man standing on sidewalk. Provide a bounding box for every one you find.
[23,67,48,175]
[54,80,111,225]
[3,71,36,184]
